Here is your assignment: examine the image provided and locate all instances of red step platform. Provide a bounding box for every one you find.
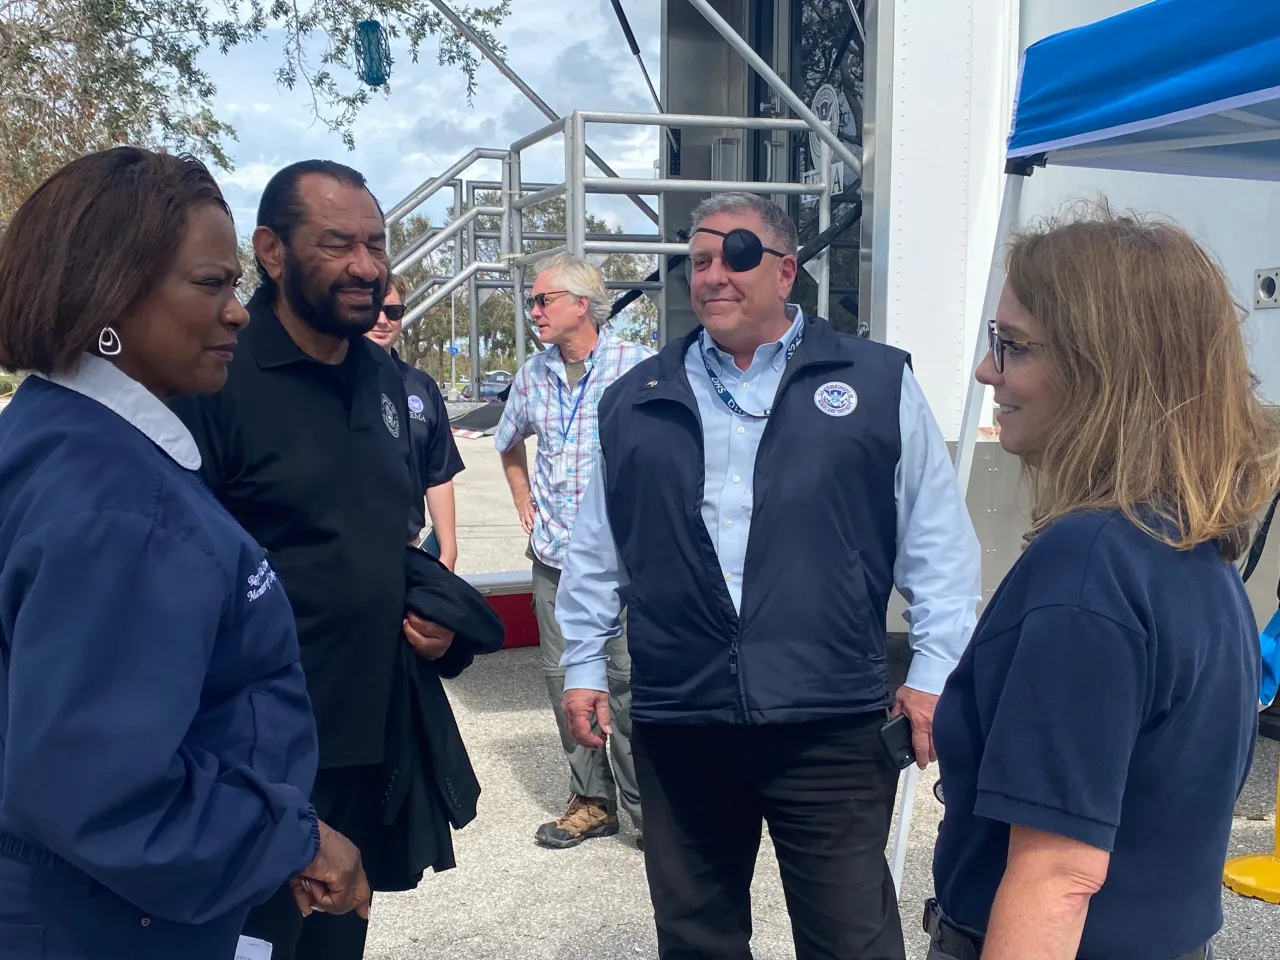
[486,591,539,649]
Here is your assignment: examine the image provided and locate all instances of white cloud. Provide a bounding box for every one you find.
[218,161,283,194]
[198,0,661,236]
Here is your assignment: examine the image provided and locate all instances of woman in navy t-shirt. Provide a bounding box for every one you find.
[928,206,1280,960]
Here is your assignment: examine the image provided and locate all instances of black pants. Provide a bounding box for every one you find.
[632,715,905,960]
[241,765,383,960]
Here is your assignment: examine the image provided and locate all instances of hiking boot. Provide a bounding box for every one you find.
[534,795,618,849]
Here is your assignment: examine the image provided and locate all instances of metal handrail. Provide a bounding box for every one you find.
[578,110,811,131]
[511,117,567,154]
[513,183,567,211]
[403,261,506,328]
[388,107,837,366]
[583,177,822,196]
[392,205,500,273]
[385,147,508,230]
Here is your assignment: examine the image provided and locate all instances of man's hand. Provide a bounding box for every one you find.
[403,612,455,660]
[892,685,939,769]
[562,688,611,749]
[294,821,371,918]
[516,497,536,535]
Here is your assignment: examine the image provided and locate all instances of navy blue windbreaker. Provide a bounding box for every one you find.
[0,362,320,929]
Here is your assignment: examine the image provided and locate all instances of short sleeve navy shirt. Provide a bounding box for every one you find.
[392,352,465,534]
[932,509,1259,960]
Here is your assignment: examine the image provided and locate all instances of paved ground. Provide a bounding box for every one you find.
[365,436,1280,959]
[450,435,538,578]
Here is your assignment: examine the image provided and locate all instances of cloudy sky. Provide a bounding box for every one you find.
[201,0,661,238]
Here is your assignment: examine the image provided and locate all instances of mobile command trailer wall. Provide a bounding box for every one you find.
[657,0,1280,626]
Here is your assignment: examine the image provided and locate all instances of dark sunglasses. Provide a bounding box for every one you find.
[690,227,788,273]
[524,290,573,313]
[987,320,1042,373]
[382,303,405,322]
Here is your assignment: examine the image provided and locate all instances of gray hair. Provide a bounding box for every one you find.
[690,193,799,255]
[533,252,611,326]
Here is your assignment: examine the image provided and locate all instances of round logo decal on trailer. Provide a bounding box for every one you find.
[814,381,857,417]
[407,394,425,414]
[381,394,401,437]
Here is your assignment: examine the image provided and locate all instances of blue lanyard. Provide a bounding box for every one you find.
[700,322,804,420]
[557,369,592,442]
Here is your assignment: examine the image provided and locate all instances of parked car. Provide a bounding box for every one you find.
[460,377,510,403]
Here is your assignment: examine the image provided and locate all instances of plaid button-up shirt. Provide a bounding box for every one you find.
[495,329,654,568]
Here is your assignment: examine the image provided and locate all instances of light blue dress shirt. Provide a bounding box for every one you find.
[555,306,982,697]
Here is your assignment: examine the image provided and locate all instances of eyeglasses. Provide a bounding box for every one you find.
[689,227,787,274]
[987,320,1042,373]
[524,290,573,313]
[381,303,405,322]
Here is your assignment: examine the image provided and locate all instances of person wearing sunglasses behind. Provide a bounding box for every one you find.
[494,252,654,850]
[0,148,368,959]
[555,192,981,959]
[925,206,1280,960]
[366,274,465,569]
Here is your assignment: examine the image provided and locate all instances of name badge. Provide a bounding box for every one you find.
[236,935,273,960]
[547,451,568,489]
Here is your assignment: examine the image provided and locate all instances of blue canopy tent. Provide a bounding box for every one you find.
[956,0,1280,497]
[895,0,1280,900]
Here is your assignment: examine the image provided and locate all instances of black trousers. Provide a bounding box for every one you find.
[241,765,383,960]
[632,714,905,960]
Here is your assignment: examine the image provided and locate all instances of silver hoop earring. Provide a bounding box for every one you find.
[97,326,122,357]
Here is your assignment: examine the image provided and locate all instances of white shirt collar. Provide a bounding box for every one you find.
[700,304,804,372]
[33,355,202,470]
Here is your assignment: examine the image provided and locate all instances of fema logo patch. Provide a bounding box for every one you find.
[814,381,857,417]
[407,394,425,415]
[380,393,401,437]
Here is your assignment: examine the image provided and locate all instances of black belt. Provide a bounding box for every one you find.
[923,899,1209,960]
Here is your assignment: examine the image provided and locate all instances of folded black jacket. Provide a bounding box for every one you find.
[367,546,505,892]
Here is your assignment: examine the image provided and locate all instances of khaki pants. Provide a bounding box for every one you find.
[531,557,642,830]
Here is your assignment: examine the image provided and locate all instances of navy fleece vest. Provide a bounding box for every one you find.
[597,315,908,724]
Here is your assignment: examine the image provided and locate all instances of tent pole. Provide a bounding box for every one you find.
[888,172,1025,897]
[955,173,1025,491]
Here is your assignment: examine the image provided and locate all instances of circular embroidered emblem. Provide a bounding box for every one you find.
[381,394,401,437]
[814,381,857,417]
[407,394,425,414]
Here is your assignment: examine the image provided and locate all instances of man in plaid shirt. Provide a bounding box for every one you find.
[495,252,654,849]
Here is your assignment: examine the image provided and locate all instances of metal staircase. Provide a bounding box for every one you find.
[384,109,841,390]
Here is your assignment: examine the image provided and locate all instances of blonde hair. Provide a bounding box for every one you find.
[1006,202,1280,559]
[534,252,610,325]
[387,273,410,300]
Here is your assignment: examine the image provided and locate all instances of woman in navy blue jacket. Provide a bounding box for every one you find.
[927,206,1280,960]
[0,148,369,958]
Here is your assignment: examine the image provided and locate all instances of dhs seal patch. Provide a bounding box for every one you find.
[381,394,401,437]
[814,381,857,417]
[407,394,425,415]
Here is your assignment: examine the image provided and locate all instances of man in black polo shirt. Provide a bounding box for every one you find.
[170,160,457,960]
[365,273,465,567]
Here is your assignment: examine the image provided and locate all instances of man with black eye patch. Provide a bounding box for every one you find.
[554,192,982,959]
[170,159,474,960]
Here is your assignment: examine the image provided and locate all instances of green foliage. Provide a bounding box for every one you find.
[0,0,509,223]
[236,235,261,303]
